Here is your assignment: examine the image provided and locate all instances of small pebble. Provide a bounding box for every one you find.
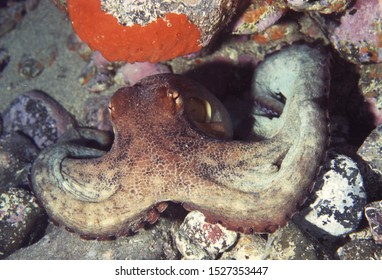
[18,55,44,79]
[174,211,237,260]
[295,152,367,238]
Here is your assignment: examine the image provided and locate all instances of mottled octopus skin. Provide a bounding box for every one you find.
[31,46,329,238]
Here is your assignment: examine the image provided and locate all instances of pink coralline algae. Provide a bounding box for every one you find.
[329,0,382,63]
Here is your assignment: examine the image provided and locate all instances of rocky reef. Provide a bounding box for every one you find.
[1,0,382,260]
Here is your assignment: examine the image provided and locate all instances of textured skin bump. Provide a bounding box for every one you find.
[31,45,329,238]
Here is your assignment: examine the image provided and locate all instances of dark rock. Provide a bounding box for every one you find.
[0,187,47,259]
[3,90,76,149]
[0,132,38,190]
[267,222,328,260]
[336,239,382,260]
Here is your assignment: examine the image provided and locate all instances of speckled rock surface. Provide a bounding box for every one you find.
[365,201,382,245]
[7,218,179,260]
[358,124,382,174]
[328,0,382,63]
[266,222,325,260]
[2,90,76,149]
[336,238,382,260]
[0,187,47,259]
[295,153,367,238]
[174,211,237,260]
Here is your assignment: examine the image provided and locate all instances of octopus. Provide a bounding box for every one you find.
[31,45,330,239]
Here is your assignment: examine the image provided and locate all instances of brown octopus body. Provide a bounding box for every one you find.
[31,45,329,239]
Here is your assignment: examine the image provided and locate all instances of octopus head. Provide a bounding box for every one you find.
[109,74,233,139]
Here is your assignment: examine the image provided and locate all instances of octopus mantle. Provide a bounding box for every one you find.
[31,45,329,239]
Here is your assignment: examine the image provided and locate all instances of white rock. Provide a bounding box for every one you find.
[299,153,367,237]
[174,211,237,260]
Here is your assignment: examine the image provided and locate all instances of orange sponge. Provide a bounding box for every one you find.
[67,0,202,62]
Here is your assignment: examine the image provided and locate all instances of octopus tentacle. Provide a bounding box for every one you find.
[31,144,110,202]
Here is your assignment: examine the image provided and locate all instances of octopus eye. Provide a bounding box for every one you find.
[184,97,212,124]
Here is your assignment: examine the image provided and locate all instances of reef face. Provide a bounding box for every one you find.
[31,45,329,238]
